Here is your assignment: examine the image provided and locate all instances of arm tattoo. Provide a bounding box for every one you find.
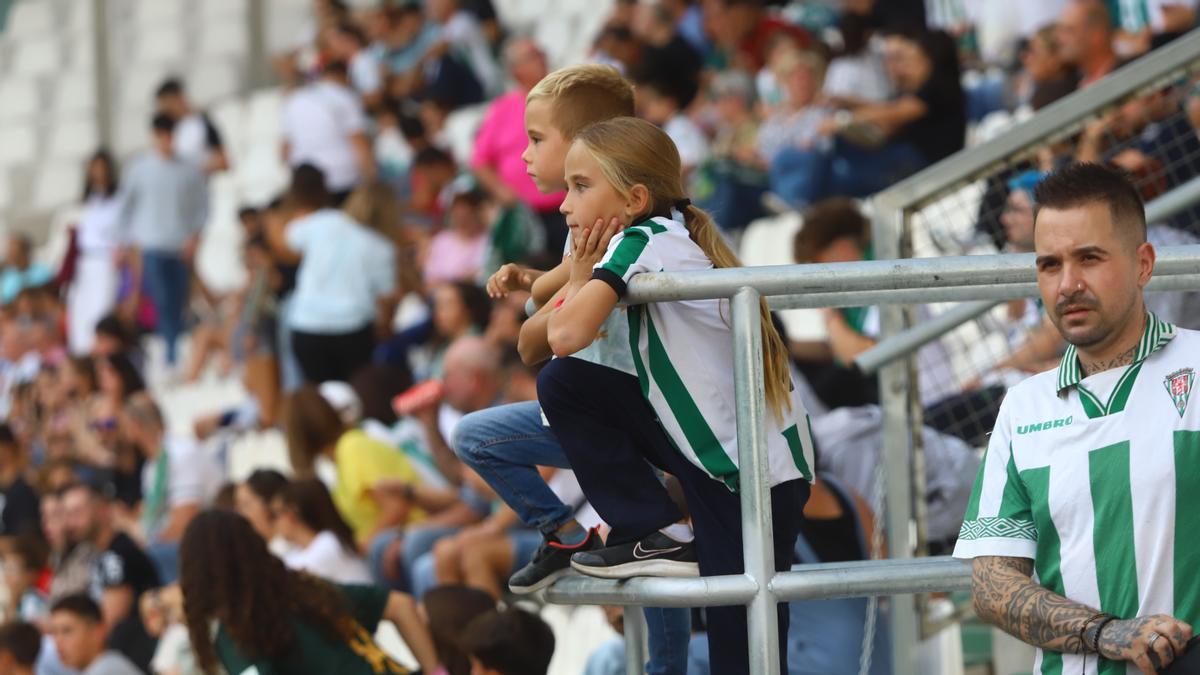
[972,556,1097,653]
[1080,345,1137,377]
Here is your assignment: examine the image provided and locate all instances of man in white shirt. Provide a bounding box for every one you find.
[281,61,376,204]
[328,21,384,109]
[121,393,219,583]
[154,78,229,175]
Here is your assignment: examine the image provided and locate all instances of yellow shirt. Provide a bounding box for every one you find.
[332,429,423,545]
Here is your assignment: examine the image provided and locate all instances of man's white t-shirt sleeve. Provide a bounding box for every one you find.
[166,441,209,507]
[952,401,1038,560]
[285,215,312,253]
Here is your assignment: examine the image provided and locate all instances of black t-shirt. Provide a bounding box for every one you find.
[0,477,41,537]
[894,77,966,164]
[91,533,161,673]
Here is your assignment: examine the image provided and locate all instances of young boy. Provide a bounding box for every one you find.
[455,64,692,674]
[462,608,555,675]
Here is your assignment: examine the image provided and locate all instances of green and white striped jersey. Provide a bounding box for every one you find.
[954,313,1200,675]
[592,216,814,491]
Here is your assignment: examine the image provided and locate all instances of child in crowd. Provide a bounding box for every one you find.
[462,608,555,675]
[0,621,40,675]
[456,63,692,674]
[538,117,814,674]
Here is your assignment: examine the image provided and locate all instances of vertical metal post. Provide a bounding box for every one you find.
[623,608,647,674]
[91,0,113,149]
[246,0,270,89]
[732,287,780,675]
[872,205,920,675]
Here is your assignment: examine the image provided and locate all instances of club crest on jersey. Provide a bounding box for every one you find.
[1164,368,1195,417]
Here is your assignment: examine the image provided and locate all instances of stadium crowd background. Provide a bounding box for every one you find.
[0,0,1197,673]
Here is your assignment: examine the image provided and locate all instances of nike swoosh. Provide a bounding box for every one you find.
[632,542,683,560]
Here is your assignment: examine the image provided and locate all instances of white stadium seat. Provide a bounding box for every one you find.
[442,103,488,169]
[0,171,11,211]
[48,117,98,160]
[0,79,40,122]
[33,162,80,210]
[134,25,187,64]
[199,0,247,20]
[132,0,185,28]
[53,71,98,116]
[199,19,248,58]
[0,125,38,167]
[8,1,55,34]
[189,59,242,106]
[13,37,63,76]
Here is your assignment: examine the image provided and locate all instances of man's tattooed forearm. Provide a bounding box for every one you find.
[972,557,1094,653]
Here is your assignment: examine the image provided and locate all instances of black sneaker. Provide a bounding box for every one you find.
[508,528,602,594]
[570,530,699,579]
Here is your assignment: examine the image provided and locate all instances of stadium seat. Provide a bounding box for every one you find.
[53,71,98,116]
[199,19,248,58]
[442,103,488,168]
[199,0,246,20]
[48,117,98,160]
[118,62,175,108]
[133,24,187,63]
[189,59,242,106]
[0,78,39,122]
[0,172,11,211]
[209,98,247,163]
[7,0,55,34]
[131,0,185,29]
[113,106,152,158]
[739,212,827,341]
[32,162,79,210]
[0,124,37,167]
[13,36,63,75]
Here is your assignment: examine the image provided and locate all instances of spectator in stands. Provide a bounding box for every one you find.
[0,621,40,675]
[377,280,491,381]
[822,9,891,103]
[634,74,708,177]
[1110,0,1197,55]
[3,534,49,622]
[267,164,396,384]
[1018,26,1079,112]
[117,113,208,371]
[233,469,290,553]
[283,384,422,547]
[154,79,230,175]
[45,487,97,602]
[461,607,555,675]
[470,38,566,254]
[179,509,440,673]
[1057,0,1121,88]
[62,483,160,673]
[0,423,39,541]
[704,0,811,70]
[426,0,503,97]
[1,234,52,307]
[409,146,460,227]
[121,393,219,583]
[374,3,440,95]
[282,61,375,205]
[758,49,832,199]
[328,21,385,109]
[275,478,373,584]
[422,585,497,675]
[775,28,965,206]
[631,1,704,90]
[67,151,123,356]
[47,595,142,675]
[423,181,490,286]
[696,68,768,230]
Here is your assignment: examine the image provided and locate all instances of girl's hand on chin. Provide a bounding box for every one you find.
[568,216,623,286]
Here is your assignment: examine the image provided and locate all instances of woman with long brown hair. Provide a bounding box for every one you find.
[179,509,440,674]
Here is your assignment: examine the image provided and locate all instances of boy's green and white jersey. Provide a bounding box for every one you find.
[954,313,1200,675]
[592,216,814,491]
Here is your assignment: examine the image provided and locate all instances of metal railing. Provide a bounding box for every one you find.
[539,245,1200,674]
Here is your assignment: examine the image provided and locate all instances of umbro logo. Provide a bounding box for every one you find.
[632,542,681,560]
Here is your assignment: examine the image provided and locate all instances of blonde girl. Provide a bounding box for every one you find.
[536,116,814,675]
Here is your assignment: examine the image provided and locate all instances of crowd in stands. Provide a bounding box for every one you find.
[0,0,1196,673]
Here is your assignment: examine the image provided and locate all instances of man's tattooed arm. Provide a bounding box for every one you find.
[971,556,1094,653]
[972,556,1194,672]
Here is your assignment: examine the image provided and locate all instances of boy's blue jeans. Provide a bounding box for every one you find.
[454,400,691,675]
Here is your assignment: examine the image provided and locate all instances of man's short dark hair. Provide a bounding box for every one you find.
[156,78,184,99]
[0,621,41,666]
[1033,162,1147,243]
[0,423,16,448]
[413,147,455,169]
[151,112,176,134]
[335,21,368,46]
[793,197,870,263]
[461,608,555,675]
[50,594,104,624]
[289,164,331,210]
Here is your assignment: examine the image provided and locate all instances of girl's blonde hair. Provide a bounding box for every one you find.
[574,117,794,422]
